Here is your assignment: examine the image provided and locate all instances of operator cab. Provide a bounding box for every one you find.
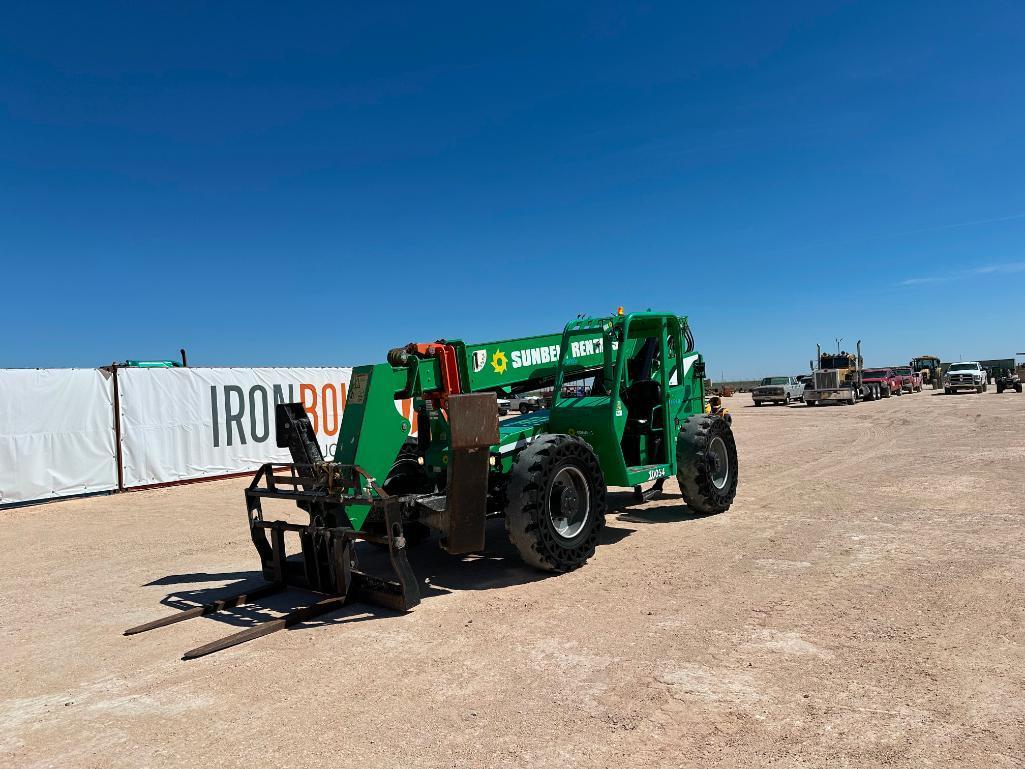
[619,337,667,466]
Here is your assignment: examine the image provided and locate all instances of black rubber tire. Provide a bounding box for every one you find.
[519,403,531,415]
[806,400,817,407]
[945,387,952,395]
[676,414,738,515]
[997,383,1005,394]
[505,434,607,572]
[754,401,763,407]
[785,394,792,405]
[1015,383,1023,393]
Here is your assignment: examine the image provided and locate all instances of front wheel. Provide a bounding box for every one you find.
[785,394,792,405]
[676,415,739,515]
[505,435,607,572]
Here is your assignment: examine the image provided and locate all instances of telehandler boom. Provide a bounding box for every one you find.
[126,311,739,658]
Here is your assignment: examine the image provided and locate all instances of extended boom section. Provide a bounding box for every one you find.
[126,311,738,658]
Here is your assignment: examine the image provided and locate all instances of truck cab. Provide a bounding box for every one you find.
[752,376,804,406]
[861,368,901,398]
[890,366,922,393]
[943,362,987,394]
[805,345,864,406]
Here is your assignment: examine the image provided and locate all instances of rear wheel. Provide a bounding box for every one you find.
[806,399,817,407]
[519,403,531,415]
[1015,383,1023,393]
[505,435,606,572]
[676,415,738,515]
[945,387,953,394]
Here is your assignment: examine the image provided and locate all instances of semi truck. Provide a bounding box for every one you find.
[804,342,866,406]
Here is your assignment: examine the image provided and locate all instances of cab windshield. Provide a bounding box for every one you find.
[948,363,978,371]
[892,367,911,376]
[821,356,853,369]
[760,377,789,385]
[863,369,889,378]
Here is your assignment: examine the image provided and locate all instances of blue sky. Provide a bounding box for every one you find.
[3,2,1024,377]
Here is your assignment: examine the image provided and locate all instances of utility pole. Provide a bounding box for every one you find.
[835,337,844,354]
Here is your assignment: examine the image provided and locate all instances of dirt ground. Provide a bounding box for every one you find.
[2,388,1024,768]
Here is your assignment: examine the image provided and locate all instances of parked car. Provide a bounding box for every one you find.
[860,368,902,398]
[890,366,923,393]
[497,394,545,416]
[752,376,805,406]
[944,362,987,394]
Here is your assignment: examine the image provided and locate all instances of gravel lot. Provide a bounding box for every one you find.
[3,388,1023,768]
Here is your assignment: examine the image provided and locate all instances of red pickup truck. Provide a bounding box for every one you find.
[861,368,903,398]
[890,365,923,393]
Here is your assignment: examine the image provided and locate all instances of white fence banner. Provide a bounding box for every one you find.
[0,369,117,504]
[117,367,382,487]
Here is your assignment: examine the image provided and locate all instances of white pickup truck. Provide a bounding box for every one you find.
[943,362,987,394]
[497,394,544,416]
[752,376,806,406]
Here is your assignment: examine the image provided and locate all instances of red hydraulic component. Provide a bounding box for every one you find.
[404,342,462,406]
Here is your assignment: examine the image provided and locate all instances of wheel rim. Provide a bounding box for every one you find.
[707,436,730,490]
[548,466,590,540]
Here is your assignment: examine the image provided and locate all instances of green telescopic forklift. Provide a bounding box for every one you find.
[126,311,739,658]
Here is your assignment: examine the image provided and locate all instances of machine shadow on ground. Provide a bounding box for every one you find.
[138,517,637,634]
[608,488,716,524]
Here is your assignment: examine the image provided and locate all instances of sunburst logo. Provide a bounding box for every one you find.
[490,350,508,374]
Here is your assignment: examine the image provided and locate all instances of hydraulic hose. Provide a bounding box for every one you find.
[684,321,695,354]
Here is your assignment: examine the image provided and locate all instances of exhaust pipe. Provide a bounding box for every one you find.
[855,340,863,399]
